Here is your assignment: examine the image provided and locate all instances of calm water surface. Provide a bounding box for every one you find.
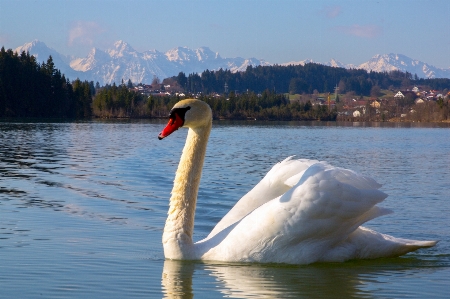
[0,120,449,298]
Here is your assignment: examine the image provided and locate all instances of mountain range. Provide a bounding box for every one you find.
[13,40,450,85]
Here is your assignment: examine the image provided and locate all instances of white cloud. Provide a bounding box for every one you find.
[68,21,105,46]
[333,24,382,38]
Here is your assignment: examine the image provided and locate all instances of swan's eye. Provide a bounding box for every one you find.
[169,106,191,124]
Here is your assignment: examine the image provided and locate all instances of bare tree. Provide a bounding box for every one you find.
[151,76,161,88]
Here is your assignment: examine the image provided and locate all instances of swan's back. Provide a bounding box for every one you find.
[198,159,436,264]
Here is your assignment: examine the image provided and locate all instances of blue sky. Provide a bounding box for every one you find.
[1,0,449,68]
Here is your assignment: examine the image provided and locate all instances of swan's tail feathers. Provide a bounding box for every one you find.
[402,239,438,249]
[322,227,437,262]
[352,227,437,259]
[379,238,438,258]
[383,234,438,250]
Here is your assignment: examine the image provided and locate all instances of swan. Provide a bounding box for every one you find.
[158,99,436,264]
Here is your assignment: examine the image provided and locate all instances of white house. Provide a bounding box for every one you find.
[412,86,419,93]
[415,98,425,104]
[394,91,405,98]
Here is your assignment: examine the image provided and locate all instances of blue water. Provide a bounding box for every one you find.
[0,120,449,298]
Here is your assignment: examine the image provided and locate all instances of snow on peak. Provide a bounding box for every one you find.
[108,40,136,58]
[281,59,315,66]
[165,46,220,63]
[165,46,193,62]
[18,39,44,50]
[14,40,56,61]
[327,59,346,68]
[195,47,220,61]
[356,53,450,78]
[70,47,109,71]
[13,39,73,67]
[14,40,85,80]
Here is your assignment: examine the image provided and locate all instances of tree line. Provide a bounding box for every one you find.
[174,64,450,96]
[92,83,147,118]
[93,88,336,121]
[200,90,335,120]
[0,47,93,118]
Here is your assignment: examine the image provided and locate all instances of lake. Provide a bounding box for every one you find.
[0,120,449,298]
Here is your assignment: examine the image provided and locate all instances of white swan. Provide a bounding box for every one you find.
[158,99,436,264]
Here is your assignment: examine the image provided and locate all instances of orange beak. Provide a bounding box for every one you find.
[158,113,184,140]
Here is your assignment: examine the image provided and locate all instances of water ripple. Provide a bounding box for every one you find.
[0,120,449,298]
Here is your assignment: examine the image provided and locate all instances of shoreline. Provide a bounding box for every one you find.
[2,116,450,126]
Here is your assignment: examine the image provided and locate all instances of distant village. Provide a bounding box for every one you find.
[333,86,450,122]
[129,83,186,98]
[126,79,450,122]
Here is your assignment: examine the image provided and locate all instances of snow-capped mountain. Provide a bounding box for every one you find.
[328,58,356,69]
[281,59,314,66]
[357,53,450,79]
[13,40,450,85]
[282,58,355,69]
[14,40,87,80]
[283,54,449,79]
[14,40,270,85]
[14,40,68,65]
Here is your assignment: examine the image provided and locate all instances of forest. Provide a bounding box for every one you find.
[90,86,335,121]
[1,47,449,121]
[0,47,93,118]
[175,64,450,96]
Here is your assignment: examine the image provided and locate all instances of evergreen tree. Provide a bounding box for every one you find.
[176,72,187,89]
[0,49,82,118]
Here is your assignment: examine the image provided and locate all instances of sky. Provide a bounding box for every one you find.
[0,0,449,68]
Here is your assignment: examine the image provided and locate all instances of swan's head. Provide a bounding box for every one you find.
[158,99,212,140]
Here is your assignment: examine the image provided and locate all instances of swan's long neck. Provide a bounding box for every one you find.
[163,123,211,259]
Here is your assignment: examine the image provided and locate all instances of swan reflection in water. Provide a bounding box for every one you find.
[161,259,437,299]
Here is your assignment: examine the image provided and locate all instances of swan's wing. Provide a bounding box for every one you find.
[199,162,392,263]
[207,157,319,238]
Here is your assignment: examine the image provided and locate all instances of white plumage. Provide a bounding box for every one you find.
[159,99,436,264]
